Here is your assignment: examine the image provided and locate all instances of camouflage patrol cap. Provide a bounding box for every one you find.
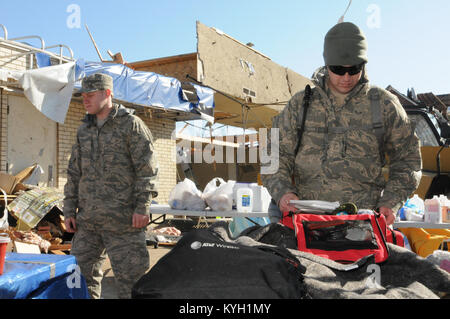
[323,22,368,66]
[74,73,113,96]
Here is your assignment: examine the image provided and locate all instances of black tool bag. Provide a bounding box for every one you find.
[132,228,308,299]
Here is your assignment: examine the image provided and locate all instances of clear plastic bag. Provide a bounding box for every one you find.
[203,178,236,211]
[168,178,206,211]
[399,195,425,221]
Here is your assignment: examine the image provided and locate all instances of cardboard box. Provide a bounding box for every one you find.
[0,165,40,195]
[0,172,20,195]
[14,164,38,183]
[7,188,64,230]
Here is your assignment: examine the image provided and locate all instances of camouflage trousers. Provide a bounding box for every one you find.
[70,226,150,299]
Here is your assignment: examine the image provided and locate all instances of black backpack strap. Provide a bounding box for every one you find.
[294,85,313,156]
[368,87,386,165]
[387,227,397,245]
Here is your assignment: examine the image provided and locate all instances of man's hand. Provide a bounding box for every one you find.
[65,217,77,233]
[379,206,396,225]
[132,213,150,229]
[278,192,300,213]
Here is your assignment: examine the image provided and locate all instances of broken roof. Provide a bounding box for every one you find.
[75,60,215,123]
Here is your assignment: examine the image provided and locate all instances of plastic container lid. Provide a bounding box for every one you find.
[0,233,10,244]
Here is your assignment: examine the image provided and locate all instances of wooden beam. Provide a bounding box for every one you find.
[127,52,197,69]
[49,250,66,255]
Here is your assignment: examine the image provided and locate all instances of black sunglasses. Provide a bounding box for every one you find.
[328,64,364,76]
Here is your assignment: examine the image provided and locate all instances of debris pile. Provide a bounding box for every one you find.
[0,165,70,254]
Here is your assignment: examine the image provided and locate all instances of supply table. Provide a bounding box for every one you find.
[149,205,450,229]
[149,204,269,226]
[393,221,450,229]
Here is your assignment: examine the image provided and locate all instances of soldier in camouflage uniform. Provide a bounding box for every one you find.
[261,22,422,225]
[63,73,159,299]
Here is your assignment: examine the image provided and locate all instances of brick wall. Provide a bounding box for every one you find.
[0,44,32,71]
[140,114,177,205]
[57,101,85,188]
[57,101,176,205]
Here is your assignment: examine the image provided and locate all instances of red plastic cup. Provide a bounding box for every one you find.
[0,233,10,275]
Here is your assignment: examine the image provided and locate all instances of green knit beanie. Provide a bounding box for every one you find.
[323,22,368,66]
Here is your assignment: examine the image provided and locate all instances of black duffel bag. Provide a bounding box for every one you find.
[132,228,308,299]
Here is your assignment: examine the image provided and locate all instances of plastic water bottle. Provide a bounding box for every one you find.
[409,194,425,213]
[399,194,424,221]
[407,194,425,221]
[236,187,253,213]
[438,195,449,223]
[424,196,442,224]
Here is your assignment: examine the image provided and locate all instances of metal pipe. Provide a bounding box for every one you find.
[0,38,73,62]
[0,25,74,62]
[0,24,7,40]
[8,35,45,50]
[45,44,74,60]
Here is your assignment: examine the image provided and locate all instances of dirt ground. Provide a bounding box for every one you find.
[99,216,202,299]
[100,245,172,299]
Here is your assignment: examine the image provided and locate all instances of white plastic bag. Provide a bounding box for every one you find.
[203,178,236,211]
[168,178,206,211]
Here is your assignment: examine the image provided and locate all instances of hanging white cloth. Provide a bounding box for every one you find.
[18,62,76,124]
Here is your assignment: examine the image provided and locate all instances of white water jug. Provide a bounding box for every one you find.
[236,187,253,213]
[424,196,442,224]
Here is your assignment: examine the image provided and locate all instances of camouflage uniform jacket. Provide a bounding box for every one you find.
[63,104,159,232]
[261,67,422,213]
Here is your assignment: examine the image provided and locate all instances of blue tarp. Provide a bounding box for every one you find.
[35,52,51,68]
[0,253,90,299]
[74,60,215,122]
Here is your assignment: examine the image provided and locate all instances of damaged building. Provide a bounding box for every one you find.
[0,21,314,198]
[0,24,204,205]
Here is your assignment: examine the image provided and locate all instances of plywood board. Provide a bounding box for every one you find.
[7,95,57,187]
[196,21,312,128]
[13,241,41,254]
